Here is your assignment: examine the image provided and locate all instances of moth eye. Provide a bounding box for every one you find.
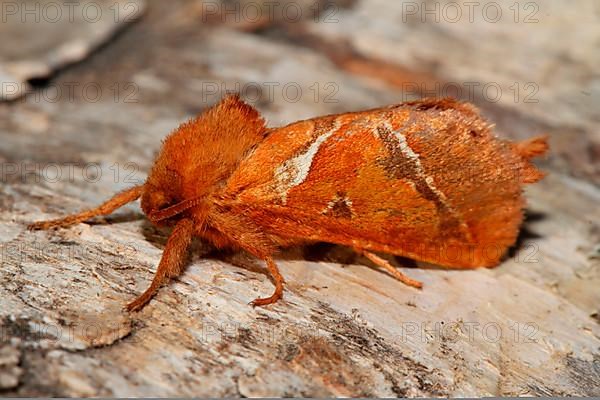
[156,200,169,211]
[141,189,169,214]
[156,195,175,211]
[157,195,185,213]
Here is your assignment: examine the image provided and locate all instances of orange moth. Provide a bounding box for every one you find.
[29,95,548,310]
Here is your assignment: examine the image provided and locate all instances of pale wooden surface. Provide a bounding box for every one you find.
[1,0,599,396]
[0,0,146,100]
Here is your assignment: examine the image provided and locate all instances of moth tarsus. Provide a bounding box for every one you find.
[29,94,548,311]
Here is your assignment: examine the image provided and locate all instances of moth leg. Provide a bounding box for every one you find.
[249,257,285,307]
[354,248,423,289]
[206,212,284,306]
[28,185,144,230]
[127,218,194,312]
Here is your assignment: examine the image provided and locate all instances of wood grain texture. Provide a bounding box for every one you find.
[0,0,146,100]
[0,0,599,396]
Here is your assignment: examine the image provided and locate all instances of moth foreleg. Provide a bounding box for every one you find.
[206,211,285,306]
[28,185,144,230]
[354,247,423,289]
[127,218,194,312]
[249,257,285,307]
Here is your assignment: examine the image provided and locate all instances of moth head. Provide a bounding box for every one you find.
[141,166,197,224]
[140,94,265,224]
[140,186,169,217]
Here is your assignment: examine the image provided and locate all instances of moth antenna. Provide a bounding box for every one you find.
[148,198,203,223]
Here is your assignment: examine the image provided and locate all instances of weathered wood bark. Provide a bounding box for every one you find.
[1,0,599,396]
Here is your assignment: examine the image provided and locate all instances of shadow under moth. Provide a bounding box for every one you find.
[29,95,548,311]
